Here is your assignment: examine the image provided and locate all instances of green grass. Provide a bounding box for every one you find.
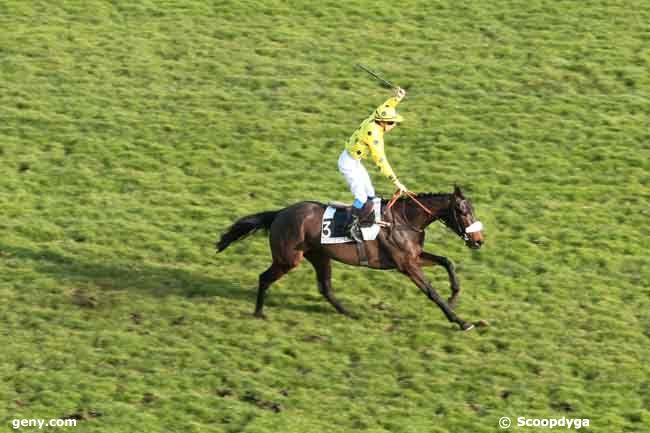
[1,1,649,432]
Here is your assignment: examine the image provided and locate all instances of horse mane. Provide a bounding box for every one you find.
[380,192,452,211]
[379,192,449,205]
[397,192,450,201]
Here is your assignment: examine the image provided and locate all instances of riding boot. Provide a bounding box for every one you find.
[348,200,374,242]
[357,199,375,227]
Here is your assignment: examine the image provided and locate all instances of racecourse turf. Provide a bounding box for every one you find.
[1,1,649,432]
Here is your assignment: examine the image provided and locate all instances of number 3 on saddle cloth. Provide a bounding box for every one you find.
[321,198,382,244]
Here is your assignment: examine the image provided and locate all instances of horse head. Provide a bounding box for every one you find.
[393,186,484,249]
[441,185,484,249]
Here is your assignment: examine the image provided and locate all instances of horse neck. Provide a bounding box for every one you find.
[402,194,452,229]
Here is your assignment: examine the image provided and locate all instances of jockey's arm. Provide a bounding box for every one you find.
[365,90,406,189]
[377,86,405,110]
[368,138,398,183]
[376,96,401,113]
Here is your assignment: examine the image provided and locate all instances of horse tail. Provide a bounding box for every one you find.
[217,210,280,252]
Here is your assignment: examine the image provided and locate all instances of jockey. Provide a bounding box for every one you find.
[338,87,408,241]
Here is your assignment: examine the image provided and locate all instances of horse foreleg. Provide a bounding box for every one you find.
[305,252,350,316]
[418,252,460,309]
[403,264,473,331]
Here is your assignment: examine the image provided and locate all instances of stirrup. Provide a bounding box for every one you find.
[349,218,363,242]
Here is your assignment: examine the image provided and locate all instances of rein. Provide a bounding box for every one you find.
[387,190,434,232]
[387,190,434,215]
[405,191,434,216]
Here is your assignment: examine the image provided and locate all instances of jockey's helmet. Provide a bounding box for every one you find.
[374,105,404,123]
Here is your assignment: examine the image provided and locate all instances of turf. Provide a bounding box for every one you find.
[1,1,649,432]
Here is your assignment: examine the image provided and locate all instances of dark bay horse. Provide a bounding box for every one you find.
[217,186,484,330]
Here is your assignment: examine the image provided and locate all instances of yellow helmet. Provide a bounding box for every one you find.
[374,105,404,123]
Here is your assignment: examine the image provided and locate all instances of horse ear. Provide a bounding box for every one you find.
[454,184,464,198]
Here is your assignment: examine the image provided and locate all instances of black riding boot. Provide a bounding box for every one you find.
[358,199,375,226]
[348,200,374,242]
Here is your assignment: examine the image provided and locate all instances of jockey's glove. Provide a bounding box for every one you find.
[394,180,408,193]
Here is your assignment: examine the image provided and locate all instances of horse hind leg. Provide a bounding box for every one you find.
[305,252,350,316]
[255,262,292,318]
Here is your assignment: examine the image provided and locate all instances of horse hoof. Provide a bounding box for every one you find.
[461,323,474,331]
[253,312,267,320]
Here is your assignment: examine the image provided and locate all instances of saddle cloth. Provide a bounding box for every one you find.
[321,198,381,244]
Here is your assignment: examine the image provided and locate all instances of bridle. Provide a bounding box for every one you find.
[445,201,468,240]
[444,199,484,242]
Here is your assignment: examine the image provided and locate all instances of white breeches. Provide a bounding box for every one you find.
[338,150,375,203]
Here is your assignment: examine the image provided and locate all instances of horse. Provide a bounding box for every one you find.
[217,186,484,331]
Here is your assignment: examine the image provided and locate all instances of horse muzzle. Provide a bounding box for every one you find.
[465,221,483,234]
[465,221,484,249]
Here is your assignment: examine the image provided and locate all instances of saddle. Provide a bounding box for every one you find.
[320,198,383,244]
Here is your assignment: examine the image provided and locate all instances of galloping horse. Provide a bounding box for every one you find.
[217,186,484,330]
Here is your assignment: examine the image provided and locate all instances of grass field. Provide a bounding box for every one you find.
[1,1,649,432]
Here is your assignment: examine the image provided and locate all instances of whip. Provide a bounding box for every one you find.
[356,63,399,90]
